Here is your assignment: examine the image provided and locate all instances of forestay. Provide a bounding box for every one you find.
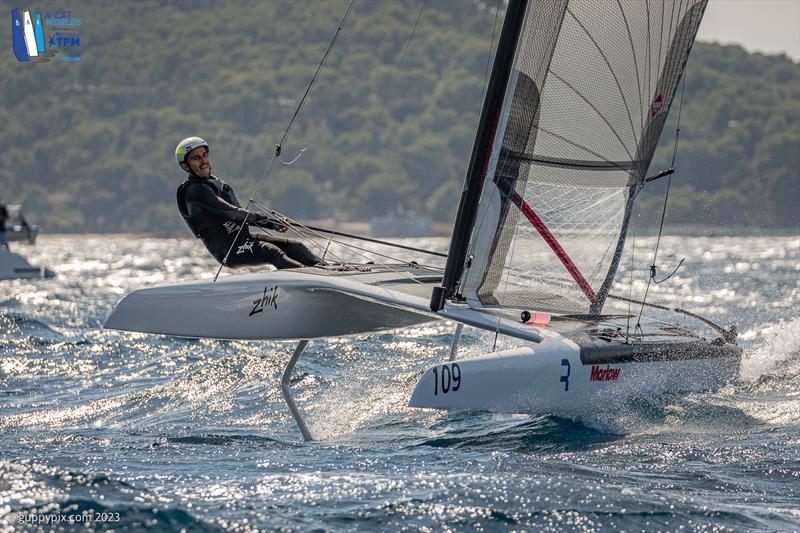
[459,0,707,314]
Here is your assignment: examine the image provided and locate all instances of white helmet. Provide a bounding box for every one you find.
[175,136,209,167]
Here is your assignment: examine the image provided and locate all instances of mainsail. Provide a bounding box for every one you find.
[438,0,707,314]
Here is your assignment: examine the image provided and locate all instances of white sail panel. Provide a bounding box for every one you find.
[461,0,708,313]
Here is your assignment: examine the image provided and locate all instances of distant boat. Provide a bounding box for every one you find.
[11,9,29,62]
[0,248,54,280]
[22,11,38,58]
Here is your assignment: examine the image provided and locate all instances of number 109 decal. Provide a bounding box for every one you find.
[432,363,461,395]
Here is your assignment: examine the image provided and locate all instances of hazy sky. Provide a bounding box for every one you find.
[698,0,800,60]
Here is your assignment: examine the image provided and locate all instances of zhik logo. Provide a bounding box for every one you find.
[249,286,279,316]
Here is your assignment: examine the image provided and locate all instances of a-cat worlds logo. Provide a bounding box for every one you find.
[10,8,81,63]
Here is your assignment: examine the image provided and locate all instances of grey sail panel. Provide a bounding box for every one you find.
[461,0,708,314]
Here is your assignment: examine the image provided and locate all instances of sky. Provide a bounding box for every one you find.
[698,0,800,60]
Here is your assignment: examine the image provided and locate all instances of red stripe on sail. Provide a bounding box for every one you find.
[507,189,596,302]
[478,110,501,188]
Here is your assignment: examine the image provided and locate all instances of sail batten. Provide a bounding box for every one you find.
[455,0,708,314]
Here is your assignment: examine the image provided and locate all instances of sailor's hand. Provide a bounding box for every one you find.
[266,215,290,232]
[254,213,288,232]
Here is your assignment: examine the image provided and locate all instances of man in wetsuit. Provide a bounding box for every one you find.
[174,136,321,269]
[0,199,8,249]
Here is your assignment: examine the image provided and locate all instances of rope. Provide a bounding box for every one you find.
[374,1,427,121]
[248,200,446,258]
[213,0,357,282]
[276,0,357,153]
[278,147,307,166]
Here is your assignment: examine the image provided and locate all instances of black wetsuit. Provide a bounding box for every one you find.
[176,174,320,269]
[0,204,7,247]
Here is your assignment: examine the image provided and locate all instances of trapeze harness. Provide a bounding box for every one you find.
[176,175,320,269]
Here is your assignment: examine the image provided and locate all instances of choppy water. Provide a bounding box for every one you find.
[1,234,798,532]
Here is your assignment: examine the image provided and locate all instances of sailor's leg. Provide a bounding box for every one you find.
[253,234,321,266]
[223,238,304,269]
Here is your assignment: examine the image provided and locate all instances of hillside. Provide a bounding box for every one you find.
[1,0,798,234]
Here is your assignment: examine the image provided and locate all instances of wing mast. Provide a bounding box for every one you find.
[430,0,529,312]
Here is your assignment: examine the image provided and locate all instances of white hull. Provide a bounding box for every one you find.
[410,339,741,416]
[105,267,439,340]
[0,248,53,280]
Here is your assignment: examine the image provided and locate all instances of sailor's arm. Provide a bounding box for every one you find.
[185,184,255,223]
[185,185,285,230]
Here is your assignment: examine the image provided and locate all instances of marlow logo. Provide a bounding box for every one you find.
[10,8,60,62]
[590,365,620,382]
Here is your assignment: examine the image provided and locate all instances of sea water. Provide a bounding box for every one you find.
[1,234,798,531]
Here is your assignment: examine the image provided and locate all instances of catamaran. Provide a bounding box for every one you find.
[0,248,54,280]
[105,0,741,440]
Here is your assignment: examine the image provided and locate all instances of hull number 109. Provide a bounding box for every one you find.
[432,363,461,396]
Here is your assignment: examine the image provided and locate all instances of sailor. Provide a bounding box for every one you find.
[0,199,8,249]
[174,137,321,269]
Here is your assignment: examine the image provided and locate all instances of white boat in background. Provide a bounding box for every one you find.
[106,0,741,440]
[0,248,54,280]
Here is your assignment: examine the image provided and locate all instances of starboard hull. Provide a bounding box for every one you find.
[409,337,741,416]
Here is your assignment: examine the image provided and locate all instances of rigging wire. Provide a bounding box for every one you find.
[368,0,428,203]
[249,200,447,258]
[217,0,449,286]
[215,0,439,281]
[261,208,447,289]
[635,53,690,327]
[625,226,635,340]
[493,152,522,352]
[481,0,503,97]
[213,0,357,282]
[321,212,342,262]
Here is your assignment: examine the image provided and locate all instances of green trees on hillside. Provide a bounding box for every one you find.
[643,43,800,228]
[0,0,797,233]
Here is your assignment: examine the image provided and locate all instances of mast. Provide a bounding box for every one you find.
[430,0,528,312]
